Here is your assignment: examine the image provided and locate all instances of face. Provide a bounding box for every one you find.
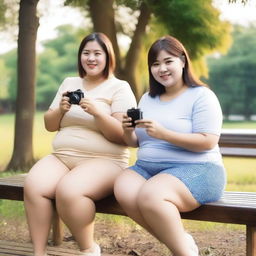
[150,50,185,89]
[80,40,107,79]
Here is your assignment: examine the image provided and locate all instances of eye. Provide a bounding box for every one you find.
[82,51,89,55]
[152,62,159,67]
[166,60,173,65]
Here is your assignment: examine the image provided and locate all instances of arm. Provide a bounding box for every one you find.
[79,97,128,144]
[44,94,71,132]
[93,111,126,144]
[44,108,64,132]
[122,115,139,147]
[136,119,219,152]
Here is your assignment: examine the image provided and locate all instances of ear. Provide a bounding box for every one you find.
[180,55,186,68]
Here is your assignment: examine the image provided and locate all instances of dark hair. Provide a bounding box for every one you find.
[77,32,116,79]
[148,35,206,97]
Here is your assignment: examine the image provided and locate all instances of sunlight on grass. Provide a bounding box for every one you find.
[223,157,256,191]
[0,112,55,170]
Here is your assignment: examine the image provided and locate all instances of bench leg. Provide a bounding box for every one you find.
[246,225,256,256]
[52,204,64,246]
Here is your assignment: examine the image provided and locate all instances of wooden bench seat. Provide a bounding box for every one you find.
[0,174,256,256]
[0,240,124,256]
[0,240,81,256]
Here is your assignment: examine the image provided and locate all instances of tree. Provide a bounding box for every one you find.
[65,0,232,99]
[207,26,256,119]
[6,0,39,171]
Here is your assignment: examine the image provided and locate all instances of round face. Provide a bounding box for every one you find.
[80,40,107,79]
[150,50,185,90]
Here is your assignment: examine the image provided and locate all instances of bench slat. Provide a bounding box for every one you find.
[0,240,81,256]
[0,240,126,256]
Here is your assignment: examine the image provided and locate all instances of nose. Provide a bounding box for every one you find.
[87,53,95,62]
[159,63,167,73]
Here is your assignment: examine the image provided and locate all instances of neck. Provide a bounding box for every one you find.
[83,75,106,88]
[160,83,188,101]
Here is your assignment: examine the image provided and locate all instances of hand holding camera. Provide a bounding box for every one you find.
[60,89,84,114]
[66,89,84,104]
[126,108,143,127]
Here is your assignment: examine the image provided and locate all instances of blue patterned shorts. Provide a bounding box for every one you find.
[129,160,226,204]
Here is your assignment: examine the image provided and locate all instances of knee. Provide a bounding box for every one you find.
[55,178,78,204]
[24,173,45,200]
[114,175,127,204]
[137,186,160,212]
[114,175,137,208]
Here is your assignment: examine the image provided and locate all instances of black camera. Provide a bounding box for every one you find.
[66,89,84,104]
[127,108,143,127]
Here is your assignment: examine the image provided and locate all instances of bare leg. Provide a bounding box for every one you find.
[114,170,159,237]
[56,159,122,253]
[24,155,69,256]
[137,173,200,256]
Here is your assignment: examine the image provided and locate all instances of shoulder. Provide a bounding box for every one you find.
[105,76,134,96]
[188,86,218,100]
[188,86,221,111]
[140,92,150,100]
[59,77,82,91]
[106,76,131,88]
[62,77,81,84]
[139,92,154,105]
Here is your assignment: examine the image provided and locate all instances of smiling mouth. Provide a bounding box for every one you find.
[160,73,171,79]
[87,63,97,68]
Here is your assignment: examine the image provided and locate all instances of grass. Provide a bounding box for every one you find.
[0,112,56,170]
[0,112,256,232]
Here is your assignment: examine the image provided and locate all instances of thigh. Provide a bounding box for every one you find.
[24,154,69,199]
[56,158,123,201]
[162,162,226,204]
[139,173,200,212]
[114,169,146,204]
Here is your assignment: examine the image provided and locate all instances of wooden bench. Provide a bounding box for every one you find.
[220,129,256,157]
[0,130,256,255]
[0,240,82,256]
[0,240,123,256]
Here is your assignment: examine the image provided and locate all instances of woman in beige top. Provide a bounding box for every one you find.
[24,32,136,256]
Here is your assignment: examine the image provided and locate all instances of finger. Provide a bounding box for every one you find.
[62,91,71,97]
[122,117,132,123]
[62,96,70,102]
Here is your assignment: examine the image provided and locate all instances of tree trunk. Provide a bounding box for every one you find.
[88,0,121,71]
[88,0,151,99]
[122,2,151,99]
[6,0,39,171]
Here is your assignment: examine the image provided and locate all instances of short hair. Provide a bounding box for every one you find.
[148,35,206,97]
[77,32,116,79]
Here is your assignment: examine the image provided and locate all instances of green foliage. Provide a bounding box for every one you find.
[0,0,7,25]
[36,25,90,110]
[0,24,91,111]
[207,25,256,118]
[146,0,232,59]
[0,0,19,36]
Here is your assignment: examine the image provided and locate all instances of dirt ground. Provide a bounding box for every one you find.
[0,215,246,256]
